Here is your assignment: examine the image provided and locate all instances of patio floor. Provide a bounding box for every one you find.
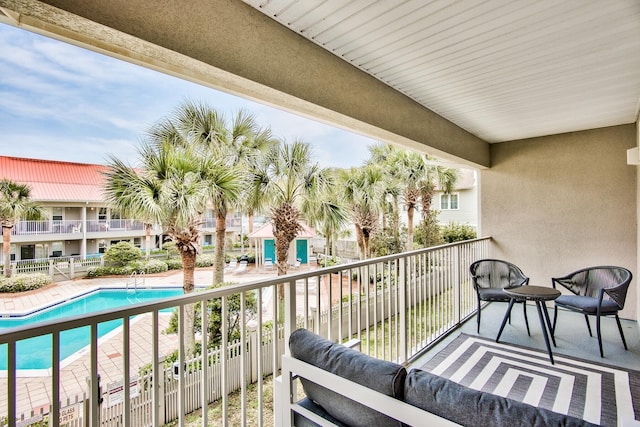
[412,301,640,372]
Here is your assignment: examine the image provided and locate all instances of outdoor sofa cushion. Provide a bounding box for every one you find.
[404,369,599,427]
[289,328,406,427]
[555,295,620,314]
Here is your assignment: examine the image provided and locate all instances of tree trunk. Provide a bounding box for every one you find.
[213,213,226,286]
[180,250,196,355]
[275,239,290,277]
[248,209,255,253]
[355,225,364,260]
[407,205,415,251]
[145,224,152,260]
[2,226,12,278]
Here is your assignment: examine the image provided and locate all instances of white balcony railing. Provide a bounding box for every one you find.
[11,220,83,236]
[0,237,490,426]
[11,219,146,236]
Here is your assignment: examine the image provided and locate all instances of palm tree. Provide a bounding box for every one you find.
[419,157,458,214]
[339,166,383,259]
[172,101,274,285]
[305,175,349,261]
[0,179,44,278]
[103,140,226,353]
[248,140,331,276]
[368,143,458,250]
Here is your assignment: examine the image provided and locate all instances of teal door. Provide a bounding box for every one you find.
[264,239,275,261]
[296,240,307,263]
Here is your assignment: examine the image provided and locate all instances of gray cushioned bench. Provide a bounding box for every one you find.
[279,328,597,427]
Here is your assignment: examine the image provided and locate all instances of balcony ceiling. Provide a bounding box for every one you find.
[242,0,640,143]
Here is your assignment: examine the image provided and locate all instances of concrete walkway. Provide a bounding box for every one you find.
[0,266,280,416]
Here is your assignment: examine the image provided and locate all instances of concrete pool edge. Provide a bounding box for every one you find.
[0,311,175,378]
[0,284,190,318]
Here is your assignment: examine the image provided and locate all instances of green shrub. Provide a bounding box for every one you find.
[167,283,258,346]
[86,266,99,278]
[162,241,180,258]
[104,241,142,266]
[441,222,477,243]
[319,256,338,267]
[131,259,169,274]
[85,265,134,278]
[414,210,444,248]
[0,273,52,293]
[196,254,214,267]
[165,258,183,270]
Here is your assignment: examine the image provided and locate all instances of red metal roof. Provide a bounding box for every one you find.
[0,156,106,202]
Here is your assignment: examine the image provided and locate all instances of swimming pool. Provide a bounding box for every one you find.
[0,288,184,371]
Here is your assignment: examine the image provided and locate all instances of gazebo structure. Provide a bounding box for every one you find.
[249,221,316,269]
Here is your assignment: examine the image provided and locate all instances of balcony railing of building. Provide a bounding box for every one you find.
[11,219,148,236]
[0,237,490,427]
[200,217,243,229]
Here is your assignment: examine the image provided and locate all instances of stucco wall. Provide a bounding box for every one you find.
[481,124,638,320]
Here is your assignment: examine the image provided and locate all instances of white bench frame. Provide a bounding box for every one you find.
[276,354,459,427]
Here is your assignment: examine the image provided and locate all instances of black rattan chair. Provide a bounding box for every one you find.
[552,266,632,357]
[469,259,530,334]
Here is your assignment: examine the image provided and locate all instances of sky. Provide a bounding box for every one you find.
[0,23,375,169]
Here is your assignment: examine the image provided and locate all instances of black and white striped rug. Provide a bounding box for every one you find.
[419,334,640,426]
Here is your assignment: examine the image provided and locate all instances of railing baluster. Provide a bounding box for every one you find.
[177,304,185,427]
[303,277,309,330]
[257,289,263,427]
[90,323,98,427]
[381,262,386,359]
[315,276,321,335]
[123,315,130,427]
[240,292,246,426]
[201,300,208,427]
[8,340,16,427]
[399,257,407,363]
[327,272,332,342]
[152,310,160,427]
[221,296,228,427]
[338,268,343,343]
[51,331,60,427]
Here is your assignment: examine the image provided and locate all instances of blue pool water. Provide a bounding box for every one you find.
[0,288,184,371]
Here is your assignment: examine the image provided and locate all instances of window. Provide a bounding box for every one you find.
[98,207,108,222]
[440,193,459,210]
[52,207,63,222]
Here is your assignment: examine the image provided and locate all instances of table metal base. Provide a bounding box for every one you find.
[496,298,557,364]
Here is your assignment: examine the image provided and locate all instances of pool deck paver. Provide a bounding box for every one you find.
[0,266,282,417]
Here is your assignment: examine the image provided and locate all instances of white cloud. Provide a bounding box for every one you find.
[0,23,374,169]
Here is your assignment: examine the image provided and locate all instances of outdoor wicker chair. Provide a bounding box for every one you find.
[552,266,632,357]
[469,259,530,334]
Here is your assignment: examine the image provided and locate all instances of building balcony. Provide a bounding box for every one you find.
[0,237,638,426]
[11,219,148,238]
[11,220,83,237]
